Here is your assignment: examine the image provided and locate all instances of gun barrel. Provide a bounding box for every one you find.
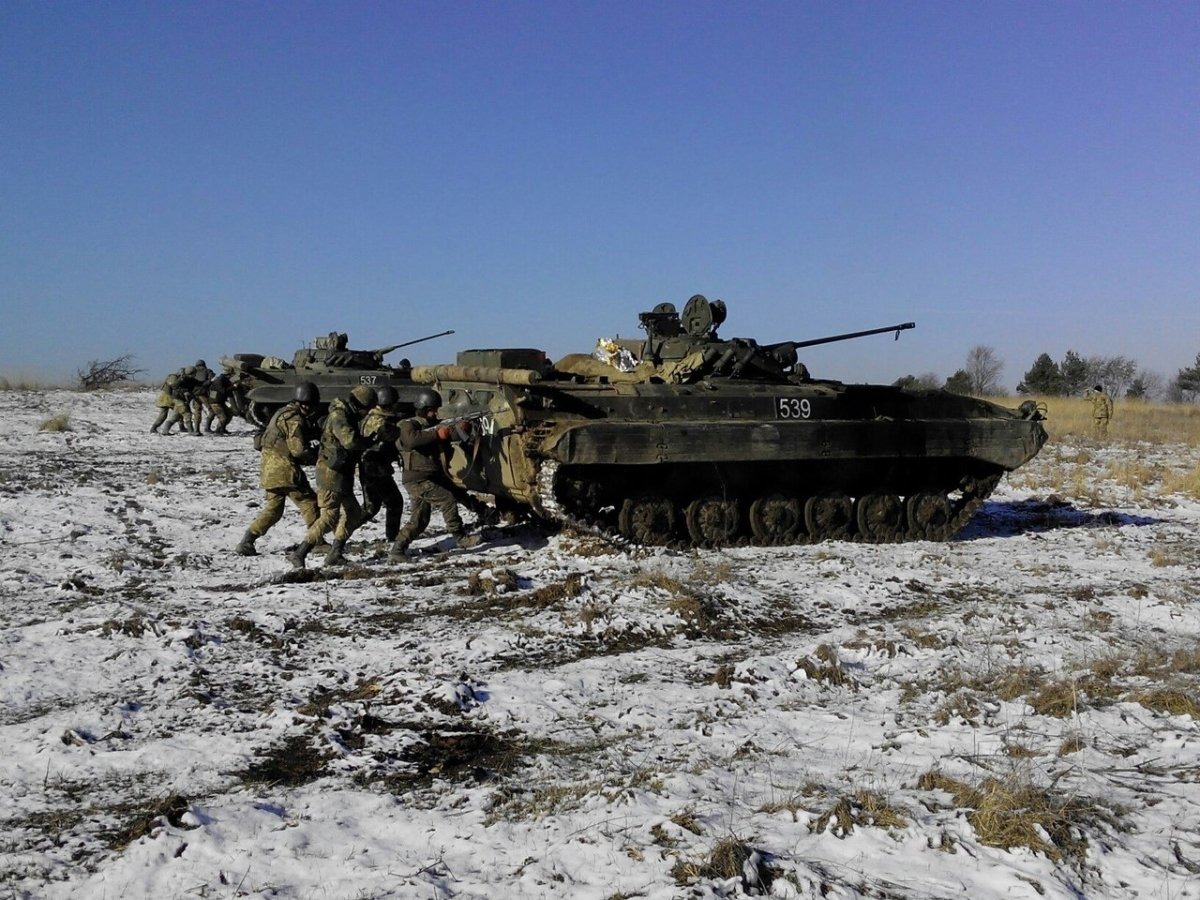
[369,329,457,357]
[788,322,915,351]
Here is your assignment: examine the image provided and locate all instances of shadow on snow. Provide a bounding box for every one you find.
[958,498,1162,540]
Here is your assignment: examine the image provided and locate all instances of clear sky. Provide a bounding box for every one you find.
[2,1,1197,390]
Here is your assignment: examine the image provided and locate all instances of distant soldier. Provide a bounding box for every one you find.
[387,388,485,561]
[190,359,216,433]
[1088,384,1113,438]
[206,372,235,434]
[235,382,322,557]
[176,366,201,433]
[154,368,196,435]
[358,384,405,547]
[289,385,377,568]
[150,373,181,433]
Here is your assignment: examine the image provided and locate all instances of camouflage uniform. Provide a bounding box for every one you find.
[388,414,478,559]
[236,401,320,555]
[150,374,179,433]
[154,370,195,434]
[359,404,404,543]
[191,361,216,433]
[206,373,234,434]
[292,392,372,567]
[175,367,201,433]
[1089,386,1113,438]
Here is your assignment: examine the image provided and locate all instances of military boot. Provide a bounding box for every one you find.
[324,539,347,566]
[386,537,411,564]
[288,541,314,569]
[235,531,258,557]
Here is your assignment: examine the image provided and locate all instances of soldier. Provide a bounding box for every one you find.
[235,381,322,556]
[207,372,235,434]
[174,366,201,434]
[158,368,196,434]
[1089,384,1113,438]
[190,359,216,433]
[387,388,484,562]
[150,372,180,433]
[358,384,405,547]
[289,384,377,568]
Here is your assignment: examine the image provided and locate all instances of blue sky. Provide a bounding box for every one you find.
[2,1,1197,389]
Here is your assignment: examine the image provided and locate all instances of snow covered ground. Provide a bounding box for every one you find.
[1,388,1198,899]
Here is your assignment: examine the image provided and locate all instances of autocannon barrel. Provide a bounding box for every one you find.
[365,329,456,358]
[781,321,915,352]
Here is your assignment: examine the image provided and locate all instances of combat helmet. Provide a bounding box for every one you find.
[413,388,442,411]
[294,381,320,405]
[349,385,377,410]
[375,385,399,408]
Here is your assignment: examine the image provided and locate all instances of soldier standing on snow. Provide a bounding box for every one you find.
[289,385,377,569]
[235,382,322,557]
[1088,384,1113,439]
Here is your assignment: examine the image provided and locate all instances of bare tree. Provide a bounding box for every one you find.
[1086,355,1137,399]
[963,345,1004,396]
[76,354,145,391]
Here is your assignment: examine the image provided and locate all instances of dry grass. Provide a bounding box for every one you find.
[38,414,71,432]
[810,790,908,837]
[670,835,772,891]
[1162,459,1200,497]
[918,770,1120,865]
[1014,395,1200,445]
[795,645,859,691]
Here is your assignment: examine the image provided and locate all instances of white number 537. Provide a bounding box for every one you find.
[776,397,812,419]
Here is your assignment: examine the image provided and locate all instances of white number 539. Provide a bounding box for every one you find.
[776,397,812,419]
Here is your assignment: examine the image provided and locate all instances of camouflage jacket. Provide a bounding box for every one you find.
[156,376,177,408]
[259,402,318,491]
[315,398,365,493]
[1090,392,1113,419]
[397,415,446,484]
[359,407,400,478]
[171,374,197,402]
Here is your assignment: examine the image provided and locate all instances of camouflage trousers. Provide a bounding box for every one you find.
[206,399,232,432]
[394,479,465,547]
[306,487,364,544]
[248,486,319,538]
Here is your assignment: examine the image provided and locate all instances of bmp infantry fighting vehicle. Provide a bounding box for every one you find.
[415,295,1049,547]
[219,330,454,426]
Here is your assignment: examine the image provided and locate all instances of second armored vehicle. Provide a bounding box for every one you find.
[412,295,1048,547]
[220,330,453,425]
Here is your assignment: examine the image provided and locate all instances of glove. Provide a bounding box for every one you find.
[436,426,452,441]
[457,418,475,435]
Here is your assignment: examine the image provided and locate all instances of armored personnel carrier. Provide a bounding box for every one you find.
[219,330,453,425]
[411,295,1048,547]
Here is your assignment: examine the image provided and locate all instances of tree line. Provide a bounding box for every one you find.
[895,347,1200,402]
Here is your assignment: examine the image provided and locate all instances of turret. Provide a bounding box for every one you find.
[615,295,915,383]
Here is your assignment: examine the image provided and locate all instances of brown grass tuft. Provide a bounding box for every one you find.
[1131,687,1199,718]
[918,769,1119,865]
[39,414,71,432]
[670,836,772,890]
[810,790,908,837]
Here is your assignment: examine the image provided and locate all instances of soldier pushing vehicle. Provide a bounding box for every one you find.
[387,388,487,561]
[235,382,322,558]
